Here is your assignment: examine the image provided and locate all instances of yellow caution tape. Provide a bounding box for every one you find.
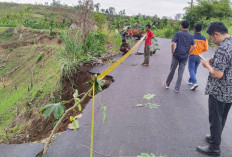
[90,36,145,157]
[90,79,95,157]
[98,36,146,80]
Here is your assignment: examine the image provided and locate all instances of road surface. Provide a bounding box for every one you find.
[1,38,232,157]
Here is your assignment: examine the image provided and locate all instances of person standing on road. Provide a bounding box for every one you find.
[188,24,208,90]
[142,24,154,66]
[163,20,195,92]
[196,22,232,156]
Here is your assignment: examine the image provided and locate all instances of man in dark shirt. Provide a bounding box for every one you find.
[120,39,130,55]
[163,20,195,92]
[197,22,232,156]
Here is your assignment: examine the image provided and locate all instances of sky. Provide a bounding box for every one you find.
[0,0,191,18]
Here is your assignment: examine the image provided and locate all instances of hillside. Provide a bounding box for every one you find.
[0,2,79,29]
[0,27,62,143]
[0,2,125,144]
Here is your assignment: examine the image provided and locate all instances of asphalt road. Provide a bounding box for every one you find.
[1,38,232,157]
[44,38,232,157]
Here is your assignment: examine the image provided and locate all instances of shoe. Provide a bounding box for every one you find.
[196,145,220,156]
[163,82,169,89]
[142,63,149,66]
[174,89,179,93]
[188,82,193,85]
[190,84,198,90]
[206,134,213,144]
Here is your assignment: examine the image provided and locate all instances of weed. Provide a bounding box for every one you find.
[85,30,107,57]
[36,54,45,63]
[164,27,174,39]
[8,48,13,52]
[12,125,20,133]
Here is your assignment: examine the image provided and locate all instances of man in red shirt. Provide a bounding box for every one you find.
[142,24,154,66]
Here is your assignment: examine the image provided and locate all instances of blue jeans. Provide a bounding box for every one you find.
[188,55,201,84]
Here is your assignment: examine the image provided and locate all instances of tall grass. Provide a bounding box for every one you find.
[58,29,88,76]
[85,30,107,57]
[58,29,109,76]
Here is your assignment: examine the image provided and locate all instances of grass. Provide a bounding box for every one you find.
[0,3,130,141]
[36,53,45,63]
[0,2,77,30]
[0,28,14,41]
[0,43,61,141]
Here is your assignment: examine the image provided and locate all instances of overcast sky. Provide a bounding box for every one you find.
[0,0,191,18]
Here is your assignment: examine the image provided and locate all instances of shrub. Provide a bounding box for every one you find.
[58,30,91,76]
[164,27,175,39]
[92,12,107,29]
[85,30,107,57]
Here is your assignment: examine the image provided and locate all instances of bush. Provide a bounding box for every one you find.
[184,0,232,28]
[85,30,107,57]
[92,12,107,29]
[58,30,92,76]
[164,27,175,39]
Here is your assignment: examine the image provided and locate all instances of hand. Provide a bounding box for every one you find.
[201,58,211,68]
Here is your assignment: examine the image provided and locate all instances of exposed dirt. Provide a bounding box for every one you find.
[1,36,62,49]
[0,28,63,50]
[2,63,114,144]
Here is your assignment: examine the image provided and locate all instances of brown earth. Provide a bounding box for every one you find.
[0,28,63,50]
[3,63,113,144]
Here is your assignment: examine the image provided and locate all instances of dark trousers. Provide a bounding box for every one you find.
[208,95,232,149]
[144,45,150,64]
[166,56,187,90]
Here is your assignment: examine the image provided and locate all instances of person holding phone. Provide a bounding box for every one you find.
[196,22,232,156]
[188,24,208,90]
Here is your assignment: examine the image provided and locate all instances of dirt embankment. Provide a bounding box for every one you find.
[0,27,115,144]
[0,28,63,50]
[3,63,113,144]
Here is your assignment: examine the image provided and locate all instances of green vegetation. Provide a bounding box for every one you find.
[40,103,65,120]
[0,41,61,140]
[152,0,232,42]
[184,0,232,28]
[0,2,72,29]
[0,1,124,143]
[183,0,232,46]
[41,78,104,155]
[138,153,158,157]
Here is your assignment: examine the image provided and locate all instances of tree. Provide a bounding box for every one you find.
[80,0,92,45]
[118,9,126,16]
[105,9,109,14]
[94,3,100,12]
[51,0,59,7]
[175,13,182,21]
[74,0,85,10]
[184,0,232,27]
[108,7,116,15]
[100,9,105,13]
[93,12,106,28]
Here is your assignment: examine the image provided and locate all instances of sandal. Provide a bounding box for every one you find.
[142,63,149,66]
[163,82,169,89]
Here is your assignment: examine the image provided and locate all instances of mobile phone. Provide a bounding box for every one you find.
[199,54,206,60]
